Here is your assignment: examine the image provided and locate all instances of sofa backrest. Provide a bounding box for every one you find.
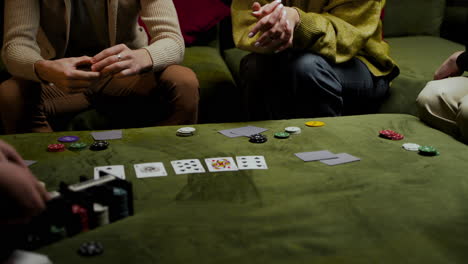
[383,0,447,37]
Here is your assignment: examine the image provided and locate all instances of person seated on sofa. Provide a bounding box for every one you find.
[0,0,199,134]
[416,50,468,144]
[0,140,50,261]
[231,0,399,120]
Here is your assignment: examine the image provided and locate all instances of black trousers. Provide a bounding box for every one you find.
[239,51,390,121]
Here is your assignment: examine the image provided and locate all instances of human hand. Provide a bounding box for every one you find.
[434,51,465,80]
[91,44,153,78]
[35,56,101,94]
[0,162,50,225]
[0,140,27,168]
[248,1,299,53]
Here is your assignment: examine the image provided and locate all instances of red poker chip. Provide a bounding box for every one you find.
[48,144,66,152]
[379,130,404,140]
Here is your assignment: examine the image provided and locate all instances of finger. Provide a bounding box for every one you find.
[252,2,261,13]
[114,68,137,79]
[101,61,131,76]
[92,52,127,73]
[250,4,284,38]
[0,143,27,168]
[257,0,281,17]
[275,34,293,53]
[36,181,51,203]
[74,56,94,67]
[69,69,101,80]
[91,44,127,64]
[249,2,283,37]
[255,31,275,48]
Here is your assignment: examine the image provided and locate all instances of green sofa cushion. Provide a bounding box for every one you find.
[223,48,249,84]
[380,36,464,115]
[383,0,446,37]
[1,114,467,263]
[183,46,241,123]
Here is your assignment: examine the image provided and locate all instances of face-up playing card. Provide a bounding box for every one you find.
[91,130,123,140]
[320,153,361,166]
[204,157,238,172]
[94,165,126,180]
[171,159,206,174]
[236,156,268,170]
[295,150,338,162]
[134,162,168,178]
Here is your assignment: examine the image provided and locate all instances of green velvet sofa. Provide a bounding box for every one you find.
[0,0,467,133]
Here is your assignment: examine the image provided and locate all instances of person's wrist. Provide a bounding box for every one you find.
[34,60,52,84]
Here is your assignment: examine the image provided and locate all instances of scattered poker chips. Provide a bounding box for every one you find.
[89,141,109,151]
[47,144,66,152]
[69,142,88,150]
[418,145,440,156]
[402,143,421,152]
[77,241,104,257]
[305,121,325,127]
[58,136,80,143]
[274,132,290,139]
[176,127,196,137]
[379,130,404,140]
[285,126,301,134]
[249,134,267,143]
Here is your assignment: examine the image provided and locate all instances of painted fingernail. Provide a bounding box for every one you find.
[283,10,287,16]
[279,4,284,8]
[254,42,261,47]
[275,0,282,3]
[248,32,254,38]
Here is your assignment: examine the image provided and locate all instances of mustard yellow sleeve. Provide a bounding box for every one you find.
[232,0,273,54]
[293,0,384,63]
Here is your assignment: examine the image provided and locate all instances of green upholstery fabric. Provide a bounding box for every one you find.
[223,48,249,84]
[383,0,446,37]
[380,36,464,115]
[1,114,468,263]
[182,46,241,123]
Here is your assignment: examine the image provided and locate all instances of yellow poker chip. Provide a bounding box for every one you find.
[305,121,325,127]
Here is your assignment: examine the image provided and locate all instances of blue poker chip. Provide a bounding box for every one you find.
[58,136,80,143]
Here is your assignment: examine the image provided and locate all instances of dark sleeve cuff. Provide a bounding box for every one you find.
[456,51,468,72]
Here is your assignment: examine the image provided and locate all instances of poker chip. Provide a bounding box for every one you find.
[249,134,267,143]
[89,141,109,151]
[176,127,196,137]
[47,144,66,152]
[58,136,80,143]
[418,145,440,156]
[274,132,290,139]
[285,126,301,134]
[305,121,325,127]
[402,143,420,151]
[69,142,88,150]
[379,130,404,140]
[77,241,104,257]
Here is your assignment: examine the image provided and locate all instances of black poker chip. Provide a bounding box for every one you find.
[249,134,267,143]
[89,141,109,151]
[77,241,104,257]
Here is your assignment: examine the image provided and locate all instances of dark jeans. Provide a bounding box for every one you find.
[239,51,390,121]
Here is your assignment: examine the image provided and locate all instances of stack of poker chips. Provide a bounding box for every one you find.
[249,134,267,143]
[89,141,109,151]
[47,144,66,152]
[379,129,404,140]
[93,203,109,227]
[285,126,301,135]
[418,145,440,156]
[274,132,290,139]
[77,241,104,257]
[176,127,196,137]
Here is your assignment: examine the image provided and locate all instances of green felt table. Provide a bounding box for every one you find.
[1,114,468,264]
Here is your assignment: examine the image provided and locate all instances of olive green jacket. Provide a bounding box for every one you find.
[232,0,398,78]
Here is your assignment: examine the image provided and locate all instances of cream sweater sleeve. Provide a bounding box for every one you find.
[140,0,185,72]
[1,0,44,82]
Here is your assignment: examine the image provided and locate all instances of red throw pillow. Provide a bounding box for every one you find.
[173,0,231,45]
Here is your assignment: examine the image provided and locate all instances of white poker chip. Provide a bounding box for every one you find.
[285,126,301,134]
[177,127,196,134]
[402,143,420,151]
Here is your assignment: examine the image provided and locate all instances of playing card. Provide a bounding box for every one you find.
[218,126,268,138]
[25,160,37,167]
[236,156,268,170]
[320,153,361,166]
[295,150,338,162]
[171,159,206,174]
[91,130,123,140]
[204,157,238,172]
[94,165,125,180]
[134,162,167,178]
